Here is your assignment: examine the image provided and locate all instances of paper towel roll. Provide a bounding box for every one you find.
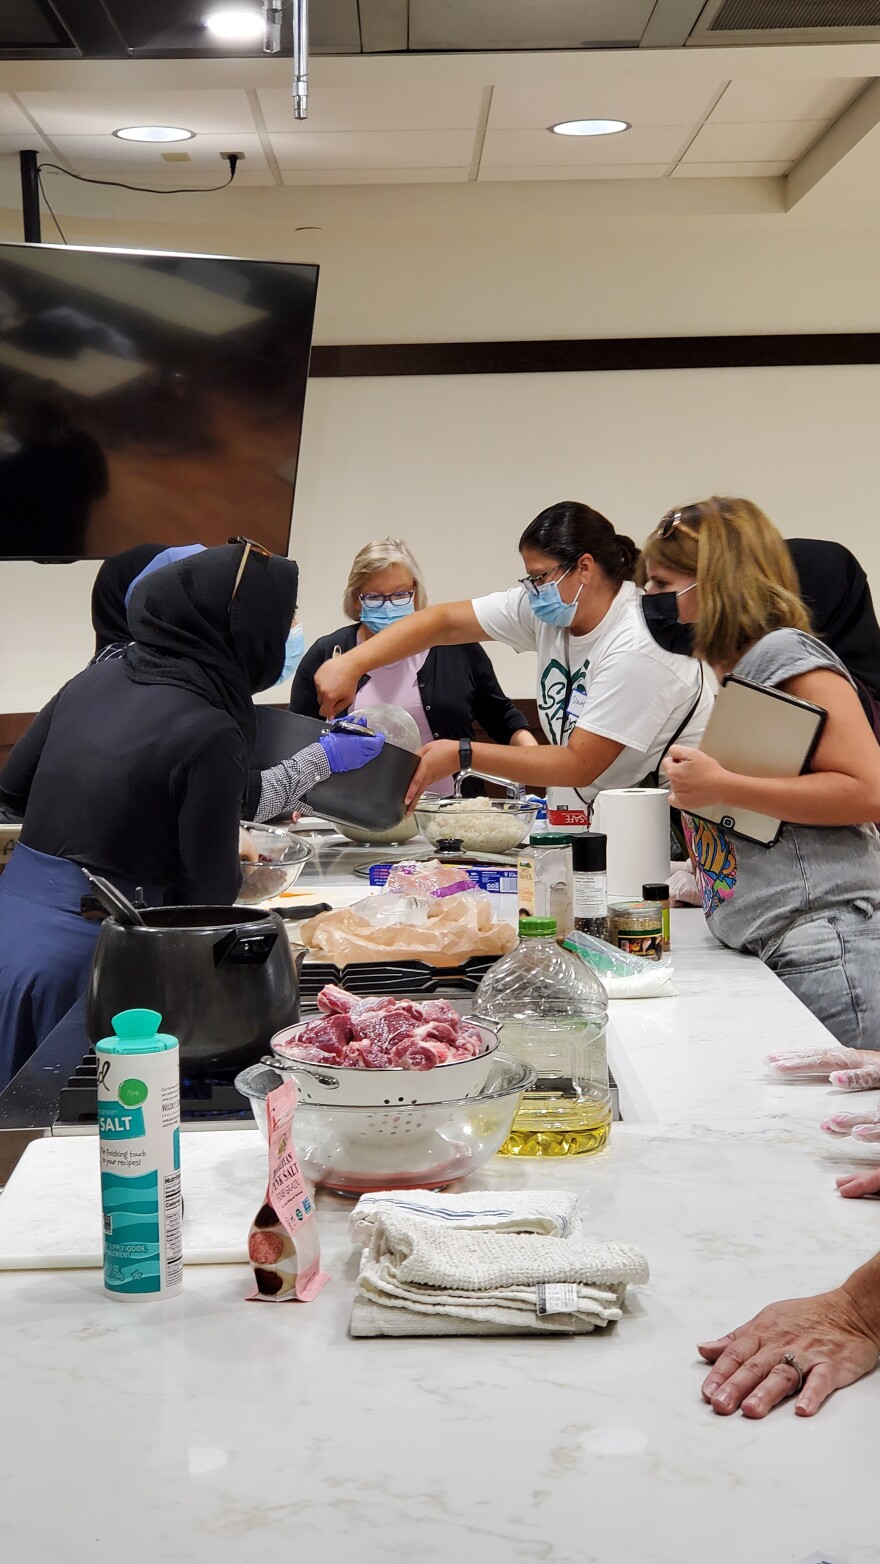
[592,788,670,903]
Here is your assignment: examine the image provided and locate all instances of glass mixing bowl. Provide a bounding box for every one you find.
[237,824,311,904]
[235,1055,536,1196]
[414,796,538,855]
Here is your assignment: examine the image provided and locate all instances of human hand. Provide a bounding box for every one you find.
[318,716,385,775]
[698,1289,880,1418]
[768,1044,880,1090]
[315,653,360,719]
[836,1167,880,1199]
[661,746,730,812]
[821,1099,880,1142]
[404,740,459,811]
[239,827,258,863]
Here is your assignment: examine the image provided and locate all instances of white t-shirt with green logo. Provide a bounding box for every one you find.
[471,580,713,801]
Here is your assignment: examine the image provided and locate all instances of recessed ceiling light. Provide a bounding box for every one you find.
[114,126,195,143]
[549,119,630,137]
[204,5,266,40]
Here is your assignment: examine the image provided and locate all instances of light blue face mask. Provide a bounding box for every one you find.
[360,599,415,634]
[275,623,305,685]
[528,568,584,629]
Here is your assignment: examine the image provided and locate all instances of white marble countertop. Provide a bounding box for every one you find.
[608,911,878,1138]
[3,860,880,1560]
[2,1123,879,1563]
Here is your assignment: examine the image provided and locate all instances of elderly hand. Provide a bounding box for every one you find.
[768,1044,880,1091]
[661,745,730,812]
[404,740,459,811]
[315,653,360,719]
[698,1288,880,1418]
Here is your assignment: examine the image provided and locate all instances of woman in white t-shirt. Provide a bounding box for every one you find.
[314,501,713,806]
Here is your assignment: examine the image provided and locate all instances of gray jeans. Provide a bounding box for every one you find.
[766,908,880,1049]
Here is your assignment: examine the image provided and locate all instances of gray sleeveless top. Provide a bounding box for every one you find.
[683,629,880,957]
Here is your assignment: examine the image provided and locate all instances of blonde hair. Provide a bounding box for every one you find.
[341,537,428,621]
[641,497,810,668]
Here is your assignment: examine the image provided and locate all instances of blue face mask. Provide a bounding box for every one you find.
[275,623,305,685]
[360,599,415,634]
[528,569,583,629]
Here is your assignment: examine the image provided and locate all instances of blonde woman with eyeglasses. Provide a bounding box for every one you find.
[290,537,537,793]
[640,496,880,1050]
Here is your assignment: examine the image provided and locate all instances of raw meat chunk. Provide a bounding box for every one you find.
[280,986,488,1070]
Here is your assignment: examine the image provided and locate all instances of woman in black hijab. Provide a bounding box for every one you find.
[90,543,165,661]
[0,543,380,1087]
[788,539,880,735]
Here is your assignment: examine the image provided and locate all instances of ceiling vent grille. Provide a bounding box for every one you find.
[710,0,880,27]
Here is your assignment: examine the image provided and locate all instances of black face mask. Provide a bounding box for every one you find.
[641,591,696,658]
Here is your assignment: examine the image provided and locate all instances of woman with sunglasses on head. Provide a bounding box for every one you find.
[313,505,712,807]
[639,497,880,1048]
[290,537,537,792]
[0,542,382,1089]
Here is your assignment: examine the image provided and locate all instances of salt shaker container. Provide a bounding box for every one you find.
[97,1008,182,1300]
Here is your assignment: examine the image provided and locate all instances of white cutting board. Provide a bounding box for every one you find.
[0,1129,267,1269]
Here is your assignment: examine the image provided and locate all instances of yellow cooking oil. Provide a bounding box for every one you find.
[495,1018,611,1158]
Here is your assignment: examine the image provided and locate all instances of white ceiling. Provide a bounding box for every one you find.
[0,43,879,215]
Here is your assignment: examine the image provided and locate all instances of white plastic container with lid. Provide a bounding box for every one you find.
[96,1008,182,1300]
[473,916,610,1157]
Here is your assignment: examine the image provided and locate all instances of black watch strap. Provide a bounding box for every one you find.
[458,738,472,773]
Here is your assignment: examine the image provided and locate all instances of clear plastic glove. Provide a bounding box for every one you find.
[821,1102,880,1143]
[768,1045,880,1090]
[317,716,385,775]
[668,864,702,908]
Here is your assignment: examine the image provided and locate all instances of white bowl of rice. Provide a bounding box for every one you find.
[414,795,538,855]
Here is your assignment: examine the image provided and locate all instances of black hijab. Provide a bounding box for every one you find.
[788,539,880,700]
[124,544,299,749]
[91,544,165,653]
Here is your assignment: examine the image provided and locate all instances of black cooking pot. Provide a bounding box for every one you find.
[86,905,304,1078]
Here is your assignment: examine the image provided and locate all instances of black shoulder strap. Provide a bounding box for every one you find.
[643,663,705,788]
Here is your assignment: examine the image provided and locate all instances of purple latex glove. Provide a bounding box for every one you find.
[318,716,385,775]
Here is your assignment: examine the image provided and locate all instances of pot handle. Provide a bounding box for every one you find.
[213,926,279,968]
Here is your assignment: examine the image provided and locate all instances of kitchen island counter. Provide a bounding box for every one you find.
[1,1121,878,1563]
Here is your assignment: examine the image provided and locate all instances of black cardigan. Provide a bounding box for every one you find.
[290,625,531,745]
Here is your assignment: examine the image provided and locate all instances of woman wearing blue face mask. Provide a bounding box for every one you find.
[314,504,713,809]
[290,537,535,794]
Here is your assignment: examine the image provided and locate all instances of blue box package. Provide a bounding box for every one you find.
[367,864,518,922]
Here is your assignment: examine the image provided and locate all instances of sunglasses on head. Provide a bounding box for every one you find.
[228,535,271,605]
[656,508,700,542]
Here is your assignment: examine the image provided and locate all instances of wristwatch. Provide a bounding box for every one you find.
[458,738,472,774]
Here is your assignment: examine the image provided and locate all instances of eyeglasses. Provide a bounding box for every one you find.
[358,589,415,609]
[517,564,570,597]
[228,535,271,605]
[656,509,700,542]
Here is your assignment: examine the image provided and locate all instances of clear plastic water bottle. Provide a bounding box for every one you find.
[474,916,611,1157]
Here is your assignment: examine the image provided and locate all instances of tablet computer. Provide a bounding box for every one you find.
[689,675,826,847]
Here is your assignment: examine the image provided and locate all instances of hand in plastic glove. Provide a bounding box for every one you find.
[767,1044,880,1090]
[315,653,360,719]
[317,716,385,775]
[668,864,702,908]
[698,1283,880,1419]
[821,1100,880,1143]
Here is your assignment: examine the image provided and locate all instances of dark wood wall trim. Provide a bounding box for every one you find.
[309,333,880,379]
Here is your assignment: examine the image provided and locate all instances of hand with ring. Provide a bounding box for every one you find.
[698,1286,880,1418]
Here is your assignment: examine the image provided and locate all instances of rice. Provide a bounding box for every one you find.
[418,798,532,854]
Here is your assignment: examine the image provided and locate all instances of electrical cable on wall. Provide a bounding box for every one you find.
[36,170,67,243]
[37,155,239,198]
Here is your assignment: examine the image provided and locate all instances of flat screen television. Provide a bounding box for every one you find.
[0,242,319,561]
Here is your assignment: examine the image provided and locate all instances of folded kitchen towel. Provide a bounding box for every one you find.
[349,1209,648,1339]
[349,1188,582,1247]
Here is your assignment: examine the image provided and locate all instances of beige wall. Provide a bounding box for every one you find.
[1,181,879,710]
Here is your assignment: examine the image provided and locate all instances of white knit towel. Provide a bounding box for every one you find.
[349,1188,582,1247]
[350,1210,648,1338]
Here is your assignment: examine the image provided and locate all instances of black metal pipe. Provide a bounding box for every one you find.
[19,149,42,243]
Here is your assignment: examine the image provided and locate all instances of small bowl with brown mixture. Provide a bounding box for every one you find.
[237,823,312,904]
